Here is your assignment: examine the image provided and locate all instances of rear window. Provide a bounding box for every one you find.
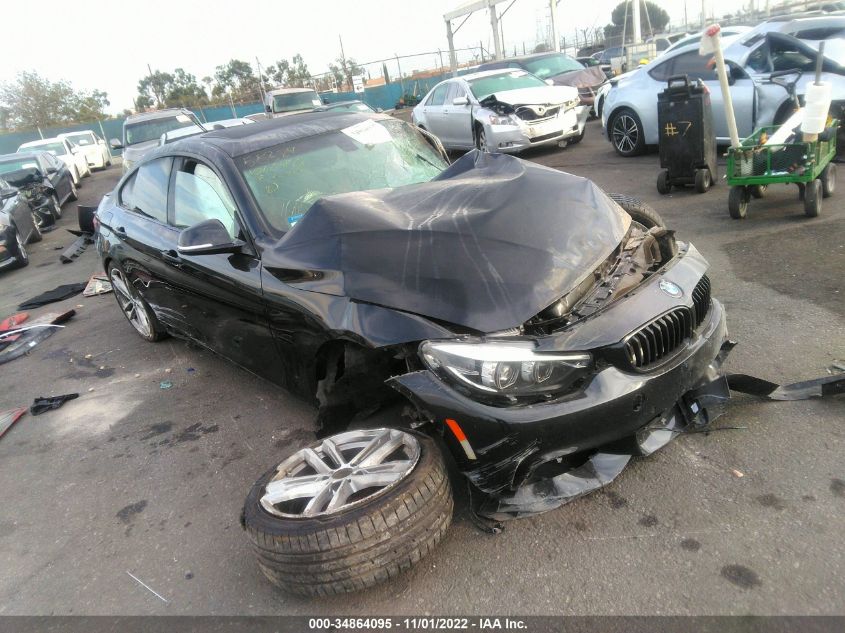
[125,114,198,146]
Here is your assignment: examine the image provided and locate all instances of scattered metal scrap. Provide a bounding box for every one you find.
[60,205,98,264]
[82,273,112,297]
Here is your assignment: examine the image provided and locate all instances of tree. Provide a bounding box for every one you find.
[165,68,208,107]
[265,54,312,88]
[605,1,670,42]
[214,59,260,102]
[137,70,174,108]
[0,71,110,129]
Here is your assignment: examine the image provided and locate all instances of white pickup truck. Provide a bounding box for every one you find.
[264,87,323,118]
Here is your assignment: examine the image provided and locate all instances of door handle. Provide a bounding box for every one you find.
[161,249,181,265]
[114,226,127,238]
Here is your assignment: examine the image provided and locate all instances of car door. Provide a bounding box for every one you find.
[153,156,278,380]
[441,82,475,148]
[39,154,71,202]
[419,82,451,144]
[667,50,756,140]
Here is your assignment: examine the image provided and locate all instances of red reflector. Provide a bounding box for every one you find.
[445,418,467,442]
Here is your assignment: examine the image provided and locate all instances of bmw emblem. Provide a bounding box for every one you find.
[659,279,683,298]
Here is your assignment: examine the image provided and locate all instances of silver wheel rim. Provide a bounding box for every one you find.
[612,113,639,153]
[16,231,26,260]
[109,268,152,338]
[261,428,421,518]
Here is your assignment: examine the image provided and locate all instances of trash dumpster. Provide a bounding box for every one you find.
[656,75,717,194]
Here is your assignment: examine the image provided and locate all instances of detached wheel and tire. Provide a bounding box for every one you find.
[804,179,822,217]
[609,108,646,157]
[242,429,453,596]
[608,192,666,228]
[728,186,749,219]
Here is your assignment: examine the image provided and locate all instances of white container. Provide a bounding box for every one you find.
[801,82,832,134]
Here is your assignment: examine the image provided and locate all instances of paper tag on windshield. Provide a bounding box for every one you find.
[176,114,191,123]
[341,119,391,145]
[312,99,322,106]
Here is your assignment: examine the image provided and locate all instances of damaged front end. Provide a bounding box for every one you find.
[388,222,733,519]
[478,93,589,151]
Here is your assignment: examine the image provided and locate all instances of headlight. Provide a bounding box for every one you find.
[563,98,580,110]
[420,340,592,398]
[488,114,518,126]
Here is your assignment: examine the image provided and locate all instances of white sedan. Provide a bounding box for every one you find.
[58,131,112,170]
[17,137,90,185]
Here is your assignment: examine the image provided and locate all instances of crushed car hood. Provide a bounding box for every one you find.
[548,65,607,89]
[481,84,578,106]
[264,151,629,333]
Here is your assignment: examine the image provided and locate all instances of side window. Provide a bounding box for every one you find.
[427,83,449,106]
[173,162,238,239]
[445,82,467,103]
[120,157,171,223]
[670,51,717,81]
[648,57,675,82]
[746,44,769,73]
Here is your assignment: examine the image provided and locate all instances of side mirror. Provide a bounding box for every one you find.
[177,219,243,255]
[452,96,469,106]
[545,79,555,86]
[110,138,122,149]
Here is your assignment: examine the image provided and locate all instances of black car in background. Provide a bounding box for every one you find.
[0,176,42,270]
[96,112,729,597]
[0,151,78,212]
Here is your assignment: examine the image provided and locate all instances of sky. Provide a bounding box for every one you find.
[1,0,748,114]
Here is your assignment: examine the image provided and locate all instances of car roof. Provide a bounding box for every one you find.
[0,152,45,162]
[125,108,191,123]
[160,111,393,158]
[19,137,65,147]
[266,87,317,96]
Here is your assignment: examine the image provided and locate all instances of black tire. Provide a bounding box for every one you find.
[821,162,836,198]
[728,186,749,219]
[694,169,711,193]
[607,192,666,228]
[750,184,767,199]
[68,180,78,202]
[609,108,646,157]
[107,262,167,342]
[7,227,29,269]
[242,431,453,597]
[50,194,62,219]
[568,126,586,145]
[475,125,489,152]
[804,179,822,218]
[656,169,671,195]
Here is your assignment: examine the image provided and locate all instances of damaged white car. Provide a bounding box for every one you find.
[412,69,589,152]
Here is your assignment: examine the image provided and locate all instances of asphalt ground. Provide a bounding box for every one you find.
[0,122,843,615]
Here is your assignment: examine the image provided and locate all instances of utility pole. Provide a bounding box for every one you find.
[339,34,349,91]
[549,0,560,53]
[632,0,642,45]
[489,2,502,59]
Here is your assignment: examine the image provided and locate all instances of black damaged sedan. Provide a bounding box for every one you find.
[96,112,730,596]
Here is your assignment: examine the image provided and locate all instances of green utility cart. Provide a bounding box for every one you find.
[725,120,838,219]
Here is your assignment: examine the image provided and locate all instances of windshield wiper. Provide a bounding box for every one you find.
[414,152,441,170]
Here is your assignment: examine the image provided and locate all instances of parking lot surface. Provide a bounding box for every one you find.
[0,123,843,615]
